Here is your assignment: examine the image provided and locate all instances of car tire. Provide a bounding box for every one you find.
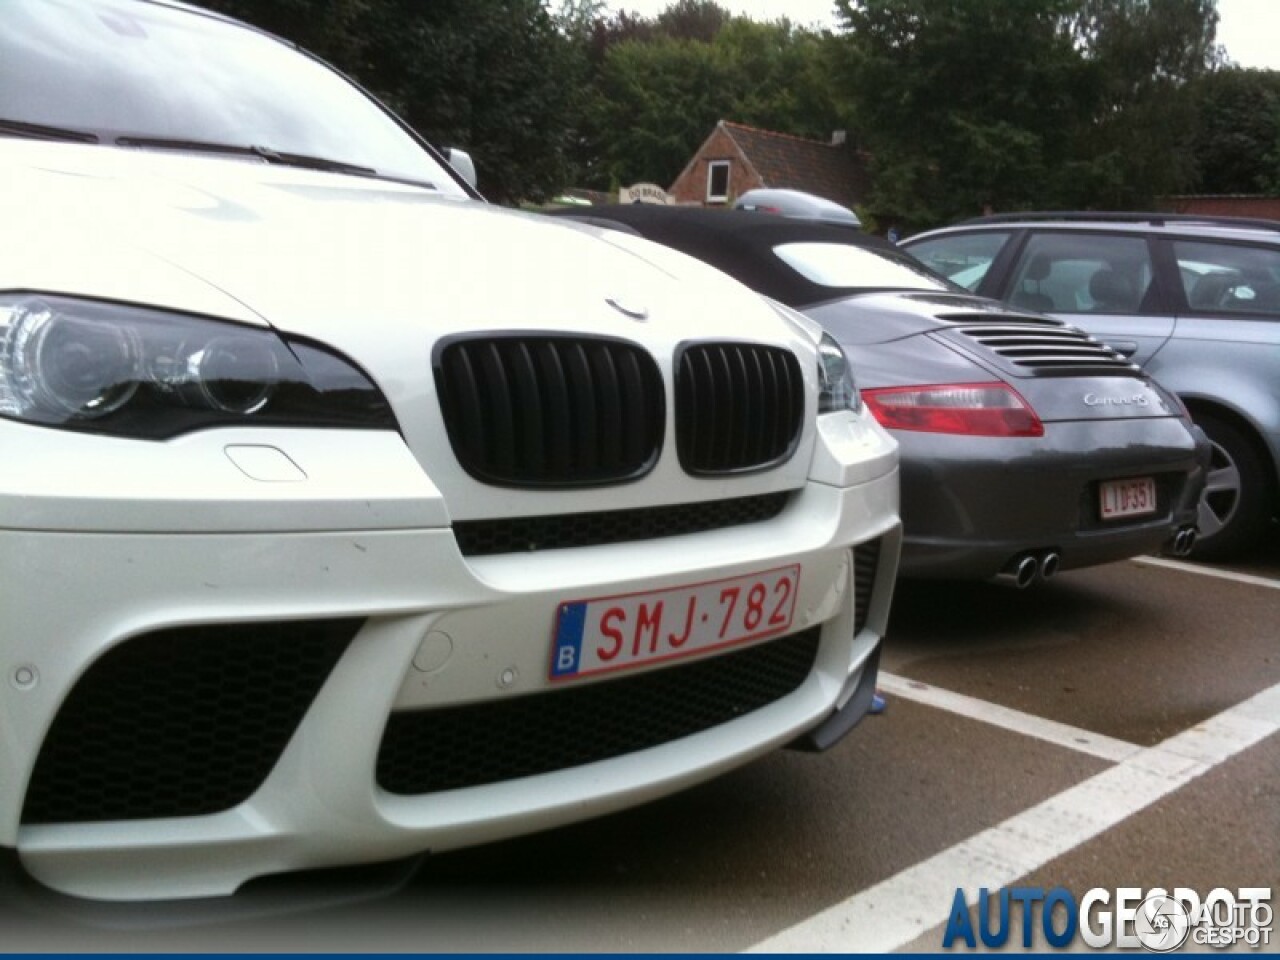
[1189,412,1271,560]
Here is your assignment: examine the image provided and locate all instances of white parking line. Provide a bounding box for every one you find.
[1132,555,1280,590]
[878,673,1141,763]
[747,681,1280,954]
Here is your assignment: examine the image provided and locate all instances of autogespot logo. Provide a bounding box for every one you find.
[942,885,1273,952]
[1135,894,1191,952]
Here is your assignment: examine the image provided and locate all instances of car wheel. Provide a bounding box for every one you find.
[1190,412,1271,560]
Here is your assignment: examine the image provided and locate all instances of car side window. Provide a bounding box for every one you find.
[1174,239,1280,315]
[903,232,1010,291]
[1006,234,1153,314]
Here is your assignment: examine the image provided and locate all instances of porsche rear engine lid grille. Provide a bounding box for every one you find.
[935,312,1138,377]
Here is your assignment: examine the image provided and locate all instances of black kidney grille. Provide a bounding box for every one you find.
[22,619,362,825]
[436,336,665,487]
[854,538,882,634]
[377,627,819,795]
[453,492,790,555]
[676,342,804,474]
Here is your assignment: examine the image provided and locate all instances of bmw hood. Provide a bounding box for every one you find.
[0,142,799,360]
[0,141,842,516]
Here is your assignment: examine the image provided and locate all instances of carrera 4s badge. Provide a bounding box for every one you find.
[1084,393,1150,407]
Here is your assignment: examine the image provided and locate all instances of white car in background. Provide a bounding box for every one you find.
[0,0,900,900]
[735,188,864,228]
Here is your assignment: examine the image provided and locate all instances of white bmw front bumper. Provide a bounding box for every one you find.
[0,416,899,901]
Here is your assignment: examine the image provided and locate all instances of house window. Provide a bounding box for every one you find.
[706,161,730,203]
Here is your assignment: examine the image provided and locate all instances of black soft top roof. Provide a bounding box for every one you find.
[547,204,924,307]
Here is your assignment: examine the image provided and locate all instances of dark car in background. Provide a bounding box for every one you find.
[550,204,1209,585]
[902,213,1280,559]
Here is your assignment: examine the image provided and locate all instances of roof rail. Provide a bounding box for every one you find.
[955,211,1280,233]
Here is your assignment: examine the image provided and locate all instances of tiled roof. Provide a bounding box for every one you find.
[720,121,869,210]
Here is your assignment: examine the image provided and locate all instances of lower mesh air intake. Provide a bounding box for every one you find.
[23,618,362,825]
[854,538,883,634]
[377,627,820,795]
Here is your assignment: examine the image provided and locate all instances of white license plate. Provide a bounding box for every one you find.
[1099,476,1157,520]
[550,565,801,682]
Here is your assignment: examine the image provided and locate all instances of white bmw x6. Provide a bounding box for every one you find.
[0,0,901,901]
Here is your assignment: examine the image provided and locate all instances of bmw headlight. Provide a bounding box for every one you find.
[816,332,861,414]
[0,294,395,438]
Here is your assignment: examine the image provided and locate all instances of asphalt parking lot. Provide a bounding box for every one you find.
[6,531,1278,952]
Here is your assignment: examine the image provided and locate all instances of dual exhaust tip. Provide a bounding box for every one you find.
[1168,525,1198,557]
[997,550,1061,590]
[998,524,1199,588]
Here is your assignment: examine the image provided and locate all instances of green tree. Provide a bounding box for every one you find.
[831,0,1086,227]
[656,0,734,41]
[1068,0,1222,207]
[714,18,841,140]
[589,36,730,187]
[831,0,1221,227]
[555,0,610,191]
[585,13,841,189]
[1188,67,1280,194]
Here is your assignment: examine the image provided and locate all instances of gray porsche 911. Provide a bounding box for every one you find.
[550,204,1209,584]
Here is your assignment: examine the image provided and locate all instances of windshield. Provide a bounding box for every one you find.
[773,242,954,292]
[0,0,462,192]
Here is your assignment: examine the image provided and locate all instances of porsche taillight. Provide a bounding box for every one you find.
[861,382,1044,437]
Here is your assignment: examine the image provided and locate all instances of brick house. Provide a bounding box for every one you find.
[1160,194,1280,220]
[668,120,869,210]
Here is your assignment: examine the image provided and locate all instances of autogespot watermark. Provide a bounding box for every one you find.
[942,886,1273,951]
